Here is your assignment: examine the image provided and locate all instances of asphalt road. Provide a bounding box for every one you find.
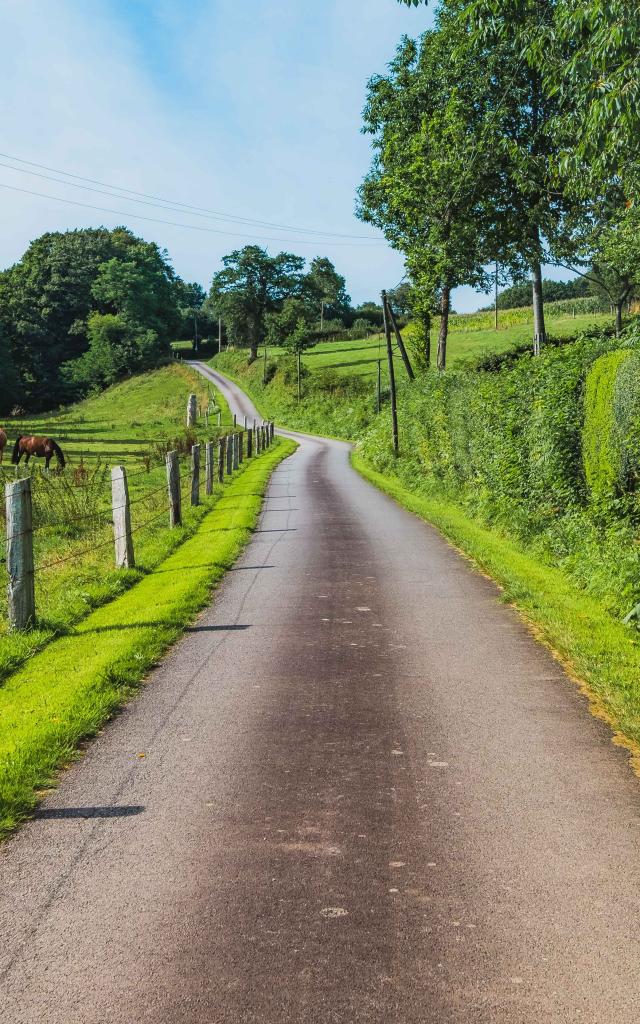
[2,363,640,1023]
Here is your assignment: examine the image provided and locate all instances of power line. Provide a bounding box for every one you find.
[0,151,378,241]
[0,182,383,248]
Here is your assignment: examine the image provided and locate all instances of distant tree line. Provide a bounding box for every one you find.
[0,226,388,414]
[358,0,640,367]
[480,277,594,312]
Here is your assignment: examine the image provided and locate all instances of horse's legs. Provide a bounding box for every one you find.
[24,453,30,465]
[45,455,51,470]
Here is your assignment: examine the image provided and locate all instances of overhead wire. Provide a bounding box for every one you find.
[0,152,378,240]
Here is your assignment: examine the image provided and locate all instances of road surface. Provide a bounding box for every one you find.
[1,362,640,1023]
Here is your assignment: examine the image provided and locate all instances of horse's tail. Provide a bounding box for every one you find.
[51,440,66,468]
[11,437,22,465]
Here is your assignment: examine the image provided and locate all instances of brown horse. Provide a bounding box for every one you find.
[12,435,66,470]
[0,428,6,463]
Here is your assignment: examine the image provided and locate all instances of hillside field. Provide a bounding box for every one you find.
[0,363,234,681]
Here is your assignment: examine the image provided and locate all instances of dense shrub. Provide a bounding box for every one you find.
[359,326,640,615]
[583,351,633,496]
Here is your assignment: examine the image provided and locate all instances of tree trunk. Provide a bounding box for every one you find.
[423,311,431,369]
[615,300,624,337]
[532,261,546,356]
[437,286,450,371]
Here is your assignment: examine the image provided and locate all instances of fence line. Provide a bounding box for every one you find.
[2,422,275,631]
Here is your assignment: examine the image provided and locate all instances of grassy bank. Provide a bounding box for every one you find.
[352,452,640,764]
[0,436,295,837]
[0,364,233,681]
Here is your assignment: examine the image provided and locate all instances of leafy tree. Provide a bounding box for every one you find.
[208,246,305,361]
[0,226,180,409]
[266,296,316,354]
[305,257,351,328]
[559,201,640,335]
[63,312,163,392]
[0,325,19,415]
[359,24,498,368]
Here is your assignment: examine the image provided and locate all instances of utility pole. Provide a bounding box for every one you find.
[263,345,268,385]
[381,290,399,458]
[376,359,381,414]
[218,317,222,355]
[297,350,302,402]
[385,298,415,380]
[193,312,199,353]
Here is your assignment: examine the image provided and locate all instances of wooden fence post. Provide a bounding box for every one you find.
[238,431,244,464]
[218,437,225,483]
[256,425,262,454]
[166,450,181,527]
[233,433,239,470]
[5,477,35,631]
[247,428,253,459]
[111,466,134,569]
[226,434,233,476]
[205,441,214,496]
[187,394,197,427]
[270,422,275,442]
[191,444,200,506]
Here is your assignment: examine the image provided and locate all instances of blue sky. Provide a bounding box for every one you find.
[0,0,569,312]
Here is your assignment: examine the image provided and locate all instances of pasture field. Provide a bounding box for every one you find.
[0,363,234,681]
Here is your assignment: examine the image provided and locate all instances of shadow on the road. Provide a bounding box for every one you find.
[36,805,145,820]
[228,564,275,571]
[76,622,251,635]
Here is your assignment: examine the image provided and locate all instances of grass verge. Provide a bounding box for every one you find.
[0,437,296,837]
[352,450,640,765]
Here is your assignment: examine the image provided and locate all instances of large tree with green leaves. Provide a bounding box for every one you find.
[305,257,351,329]
[358,24,500,368]
[0,226,180,408]
[208,246,305,361]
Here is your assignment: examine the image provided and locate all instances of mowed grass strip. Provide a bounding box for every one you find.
[352,451,640,762]
[0,438,296,837]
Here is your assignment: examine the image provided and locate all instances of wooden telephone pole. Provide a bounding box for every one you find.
[381,291,399,458]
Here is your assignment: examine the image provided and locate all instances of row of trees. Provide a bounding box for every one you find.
[358,0,640,367]
[0,226,383,413]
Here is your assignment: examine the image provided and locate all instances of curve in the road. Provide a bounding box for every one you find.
[1,362,640,1023]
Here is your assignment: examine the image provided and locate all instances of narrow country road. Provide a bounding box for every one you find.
[2,362,640,1023]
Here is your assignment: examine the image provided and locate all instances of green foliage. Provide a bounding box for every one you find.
[208,246,306,360]
[613,352,640,490]
[582,351,632,496]
[359,325,640,616]
[0,227,181,410]
[481,277,594,311]
[63,312,165,392]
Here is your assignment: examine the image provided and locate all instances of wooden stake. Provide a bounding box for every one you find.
[247,428,253,458]
[5,477,35,631]
[111,466,134,569]
[186,394,197,427]
[205,441,214,495]
[381,290,399,458]
[218,437,225,483]
[385,296,415,380]
[191,444,201,506]
[166,451,181,527]
[226,434,233,476]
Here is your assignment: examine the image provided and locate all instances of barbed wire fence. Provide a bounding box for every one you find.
[1,394,275,631]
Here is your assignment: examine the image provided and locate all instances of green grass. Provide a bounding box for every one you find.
[0,436,295,837]
[0,364,234,682]
[352,451,640,764]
